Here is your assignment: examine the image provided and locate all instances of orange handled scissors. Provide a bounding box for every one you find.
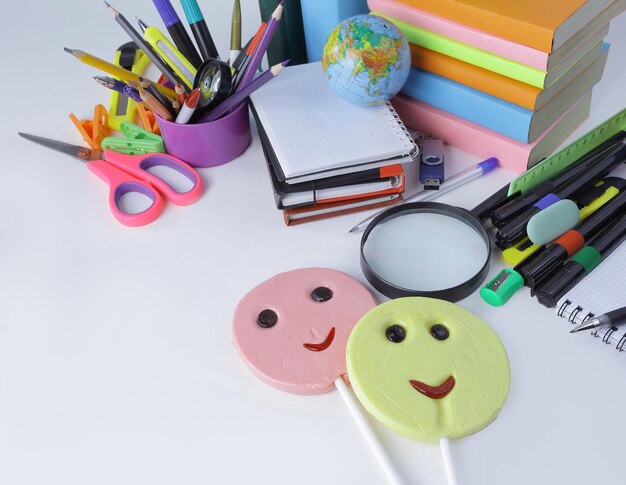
[19,132,203,227]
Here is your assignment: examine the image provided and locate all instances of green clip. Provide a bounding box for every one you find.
[480,269,524,307]
[101,121,165,155]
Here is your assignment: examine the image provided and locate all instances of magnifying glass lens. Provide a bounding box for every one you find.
[360,203,491,301]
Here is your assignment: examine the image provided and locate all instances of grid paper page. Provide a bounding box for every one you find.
[556,243,626,324]
[249,62,414,179]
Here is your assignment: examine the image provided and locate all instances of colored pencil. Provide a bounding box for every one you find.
[203,60,289,122]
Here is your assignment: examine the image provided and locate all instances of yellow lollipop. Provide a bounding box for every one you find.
[347,297,510,442]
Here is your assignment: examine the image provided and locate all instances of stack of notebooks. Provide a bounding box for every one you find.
[249,62,416,226]
[369,0,625,172]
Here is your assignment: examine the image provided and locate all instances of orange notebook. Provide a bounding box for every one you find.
[393,0,612,52]
[283,194,402,226]
[409,40,605,110]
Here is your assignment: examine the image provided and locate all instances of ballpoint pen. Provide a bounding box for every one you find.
[349,157,499,233]
[94,76,142,103]
[152,0,202,67]
[180,0,220,60]
[571,306,626,333]
[104,2,190,93]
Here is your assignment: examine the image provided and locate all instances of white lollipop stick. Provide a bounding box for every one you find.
[439,438,459,485]
[334,377,405,485]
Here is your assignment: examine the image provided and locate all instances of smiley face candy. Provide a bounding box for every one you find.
[347,297,510,442]
[233,268,376,395]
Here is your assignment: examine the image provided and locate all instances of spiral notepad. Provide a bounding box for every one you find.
[249,62,417,183]
[556,243,626,352]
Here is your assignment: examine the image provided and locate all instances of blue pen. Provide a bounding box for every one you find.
[349,158,499,233]
[180,0,220,61]
[152,0,202,67]
[93,75,142,103]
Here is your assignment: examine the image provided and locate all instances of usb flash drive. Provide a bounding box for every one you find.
[419,137,445,190]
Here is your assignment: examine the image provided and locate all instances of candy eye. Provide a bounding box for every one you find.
[386,324,406,343]
[311,286,333,302]
[431,324,449,340]
[257,309,278,328]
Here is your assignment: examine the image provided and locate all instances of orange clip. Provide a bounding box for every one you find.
[136,104,161,135]
[69,104,111,150]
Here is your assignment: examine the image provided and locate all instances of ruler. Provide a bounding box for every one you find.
[508,108,626,196]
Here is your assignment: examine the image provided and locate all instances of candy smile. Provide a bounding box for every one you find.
[409,375,455,399]
[303,327,336,352]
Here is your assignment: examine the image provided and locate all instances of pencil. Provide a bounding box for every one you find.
[202,60,289,122]
[104,1,190,92]
[139,77,175,110]
[138,87,174,121]
[236,1,284,91]
[64,48,176,98]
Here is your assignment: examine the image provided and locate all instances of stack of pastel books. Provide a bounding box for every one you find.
[370,0,624,172]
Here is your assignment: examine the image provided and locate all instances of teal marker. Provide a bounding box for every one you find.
[181,0,220,60]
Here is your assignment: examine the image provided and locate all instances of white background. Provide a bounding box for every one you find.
[1,1,625,484]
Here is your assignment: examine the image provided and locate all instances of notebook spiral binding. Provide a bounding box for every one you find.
[381,102,419,159]
[558,299,626,352]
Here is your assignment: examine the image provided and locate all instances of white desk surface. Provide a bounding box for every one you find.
[1,2,625,484]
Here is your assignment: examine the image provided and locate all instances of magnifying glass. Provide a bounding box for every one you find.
[360,202,491,302]
[193,59,233,113]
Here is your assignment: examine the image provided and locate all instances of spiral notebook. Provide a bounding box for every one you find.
[555,242,626,352]
[249,62,417,184]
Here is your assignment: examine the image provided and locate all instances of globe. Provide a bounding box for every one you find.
[322,14,411,106]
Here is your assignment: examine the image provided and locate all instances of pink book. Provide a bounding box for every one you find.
[391,92,592,173]
[368,0,622,71]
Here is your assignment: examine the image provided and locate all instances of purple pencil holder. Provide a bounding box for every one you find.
[156,102,251,168]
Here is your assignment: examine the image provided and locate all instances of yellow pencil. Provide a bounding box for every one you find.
[64,47,177,99]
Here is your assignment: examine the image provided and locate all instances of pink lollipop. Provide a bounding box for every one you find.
[233,268,403,484]
[233,267,376,394]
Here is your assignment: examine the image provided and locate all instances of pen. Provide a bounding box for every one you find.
[152,0,202,67]
[104,2,190,92]
[175,88,200,124]
[236,0,284,92]
[201,60,289,122]
[230,0,242,65]
[93,75,142,103]
[180,0,220,61]
[64,47,177,99]
[137,17,197,89]
[349,157,499,233]
[571,306,626,333]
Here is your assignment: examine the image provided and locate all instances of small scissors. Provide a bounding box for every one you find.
[19,132,203,227]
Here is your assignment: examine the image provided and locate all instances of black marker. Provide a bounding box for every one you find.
[495,142,626,248]
[491,131,626,227]
[534,213,626,308]
[516,183,626,290]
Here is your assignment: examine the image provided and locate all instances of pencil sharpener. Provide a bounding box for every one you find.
[480,269,524,307]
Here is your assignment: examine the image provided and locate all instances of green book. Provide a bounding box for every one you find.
[374,12,549,88]
[259,0,308,66]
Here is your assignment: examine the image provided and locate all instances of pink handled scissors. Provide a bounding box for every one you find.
[19,132,203,227]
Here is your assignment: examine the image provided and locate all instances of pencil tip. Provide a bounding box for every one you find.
[63,47,72,53]
[349,227,357,233]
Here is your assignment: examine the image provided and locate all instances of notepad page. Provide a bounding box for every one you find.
[249,62,415,180]
[556,243,626,324]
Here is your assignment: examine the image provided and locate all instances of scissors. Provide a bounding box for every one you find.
[19,132,203,227]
